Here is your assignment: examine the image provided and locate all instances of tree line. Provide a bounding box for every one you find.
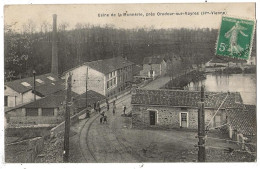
[4,22,220,81]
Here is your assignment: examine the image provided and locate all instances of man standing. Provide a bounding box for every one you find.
[123,105,126,115]
[106,98,109,111]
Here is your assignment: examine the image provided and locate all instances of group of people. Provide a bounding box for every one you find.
[99,98,127,124]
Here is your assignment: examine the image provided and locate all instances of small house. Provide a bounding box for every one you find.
[226,104,256,148]
[140,56,167,78]
[131,89,242,130]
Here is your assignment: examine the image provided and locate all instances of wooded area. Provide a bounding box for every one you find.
[5,22,222,81]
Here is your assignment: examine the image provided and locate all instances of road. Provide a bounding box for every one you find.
[142,76,171,90]
[71,93,199,162]
[74,94,141,162]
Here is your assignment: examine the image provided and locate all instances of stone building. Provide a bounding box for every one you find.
[131,89,242,130]
[4,73,64,108]
[140,56,167,78]
[62,57,134,98]
[226,104,256,149]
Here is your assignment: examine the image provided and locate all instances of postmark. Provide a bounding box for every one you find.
[216,16,255,60]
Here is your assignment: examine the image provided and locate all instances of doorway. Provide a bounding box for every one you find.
[149,111,156,125]
[180,113,188,128]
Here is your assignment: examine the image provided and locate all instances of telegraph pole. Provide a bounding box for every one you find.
[63,73,72,162]
[198,85,205,162]
[33,70,36,101]
[86,67,89,118]
[86,67,88,107]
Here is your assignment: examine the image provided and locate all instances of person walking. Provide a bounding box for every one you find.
[113,107,116,116]
[112,100,116,116]
[97,101,101,113]
[106,98,109,111]
[103,115,107,124]
[94,102,97,112]
[123,105,126,115]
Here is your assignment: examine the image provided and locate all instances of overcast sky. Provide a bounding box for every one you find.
[4,3,255,32]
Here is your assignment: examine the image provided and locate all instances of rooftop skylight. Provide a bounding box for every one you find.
[36,79,44,84]
[47,76,56,81]
[21,82,31,87]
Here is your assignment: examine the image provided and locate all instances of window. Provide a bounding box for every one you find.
[42,108,54,116]
[4,96,8,106]
[36,79,44,84]
[113,78,116,85]
[47,76,56,81]
[107,82,109,89]
[21,82,31,87]
[181,113,187,121]
[26,108,38,116]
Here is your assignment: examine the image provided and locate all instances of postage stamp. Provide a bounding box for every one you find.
[216,16,255,60]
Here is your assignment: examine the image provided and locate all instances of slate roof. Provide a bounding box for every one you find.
[73,90,107,109]
[22,90,105,109]
[85,57,134,74]
[226,104,256,136]
[133,65,143,76]
[62,57,134,76]
[143,57,165,65]
[131,89,243,109]
[22,90,78,108]
[5,73,65,95]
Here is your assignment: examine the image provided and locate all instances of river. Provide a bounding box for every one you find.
[185,73,256,105]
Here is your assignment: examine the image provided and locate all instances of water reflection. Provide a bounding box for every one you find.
[186,74,256,105]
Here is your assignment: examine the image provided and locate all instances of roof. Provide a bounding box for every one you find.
[22,90,106,109]
[5,73,64,95]
[73,90,107,109]
[85,57,134,74]
[22,90,78,108]
[226,104,256,136]
[62,57,134,76]
[143,57,165,65]
[132,65,143,76]
[131,89,243,109]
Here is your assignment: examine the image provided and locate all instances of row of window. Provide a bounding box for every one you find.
[107,83,128,98]
[118,65,132,74]
[26,108,55,116]
[108,71,116,79]
[107,77,117,89]
[118,73,128,83]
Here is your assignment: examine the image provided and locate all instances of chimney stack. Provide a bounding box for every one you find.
[51,14,58,75]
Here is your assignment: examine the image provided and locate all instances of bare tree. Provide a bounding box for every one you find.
[22,19,36,34]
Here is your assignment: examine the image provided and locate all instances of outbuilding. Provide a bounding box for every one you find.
[131,89,243,130]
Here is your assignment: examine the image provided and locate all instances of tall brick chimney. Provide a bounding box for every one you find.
[51,14,58,75]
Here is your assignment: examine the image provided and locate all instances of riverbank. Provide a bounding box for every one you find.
[206,65,256,74]
[163,71,206,90]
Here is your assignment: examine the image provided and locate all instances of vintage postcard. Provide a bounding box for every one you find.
[2,2,257,164]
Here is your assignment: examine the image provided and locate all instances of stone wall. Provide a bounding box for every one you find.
[132,105,226,130]
[5,125,55,138]
[5,137,44,163]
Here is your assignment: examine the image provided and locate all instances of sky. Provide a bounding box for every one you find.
[4,3,256,32]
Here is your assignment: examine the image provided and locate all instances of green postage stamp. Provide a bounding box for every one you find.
[216,16,255,60]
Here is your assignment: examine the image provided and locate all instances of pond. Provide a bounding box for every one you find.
[185,73,256,105]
